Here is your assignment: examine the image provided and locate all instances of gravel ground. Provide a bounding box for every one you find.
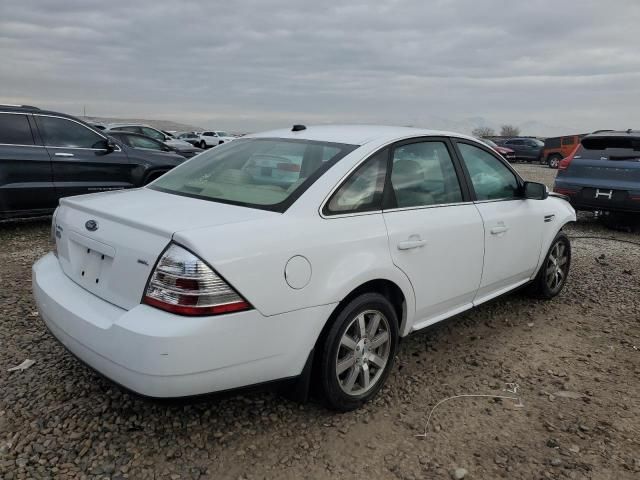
[1,165,639,480]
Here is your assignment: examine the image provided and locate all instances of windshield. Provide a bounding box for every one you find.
[579,136,640,160]
[216,131,231,137]
[150,138,358,211]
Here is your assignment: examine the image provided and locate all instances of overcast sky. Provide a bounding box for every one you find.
[1,0,639,134]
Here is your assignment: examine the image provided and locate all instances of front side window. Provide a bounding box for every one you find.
[325,149,387,214]
[561,136,575,146]
[390,141,463,208]
[0,113,34,145]
[37,116,105,148]
[151,138,357,211]
[457,142,520,201]
[203,132,214,136]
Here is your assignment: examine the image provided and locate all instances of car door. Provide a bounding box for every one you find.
[382,138,485,329]
[453,140,545,303]
[0,111,57,215]
[34,114,134,199]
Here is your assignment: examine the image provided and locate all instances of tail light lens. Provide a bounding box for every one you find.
[143,244,251,316]
[558,145,580,171]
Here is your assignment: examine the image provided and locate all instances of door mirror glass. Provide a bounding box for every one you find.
[523,181,548,200]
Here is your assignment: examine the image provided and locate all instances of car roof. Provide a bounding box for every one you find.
[247,124,477,146]
[105,123,154,129]
[584,129,639,139]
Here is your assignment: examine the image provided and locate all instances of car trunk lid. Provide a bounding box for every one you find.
[54,188,277,310]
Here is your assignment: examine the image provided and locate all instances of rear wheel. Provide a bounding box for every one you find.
[319,293,398,411]
[548,155,562,169]
[530,232,571,299]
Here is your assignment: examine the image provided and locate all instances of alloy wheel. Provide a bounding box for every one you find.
[335,309,391,396]
[545,240,569,293]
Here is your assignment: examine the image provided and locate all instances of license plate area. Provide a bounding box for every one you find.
[581,188,628,204]
[67,231,115,293]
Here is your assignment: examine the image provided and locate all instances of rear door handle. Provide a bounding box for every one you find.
[490,226,509,235]
[397,239,426,250]
[54,152,74,157]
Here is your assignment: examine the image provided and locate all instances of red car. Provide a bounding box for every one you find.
[480,138,517,163]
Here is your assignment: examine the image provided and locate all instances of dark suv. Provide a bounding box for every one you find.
[0,105,185,220]
[501,137,544,163]
[553,130,640,214]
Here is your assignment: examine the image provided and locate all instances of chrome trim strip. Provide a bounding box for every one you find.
[0,143,44,148]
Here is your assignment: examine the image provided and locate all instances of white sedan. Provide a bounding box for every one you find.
[33,125,575,411]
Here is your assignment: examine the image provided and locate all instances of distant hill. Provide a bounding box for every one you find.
[82,116,203,133]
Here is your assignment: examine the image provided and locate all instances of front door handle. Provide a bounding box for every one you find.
[490,226,509,235]
[397,238,426,250]
[54,152,74,157]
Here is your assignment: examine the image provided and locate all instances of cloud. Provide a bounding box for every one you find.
[1,0,639,134]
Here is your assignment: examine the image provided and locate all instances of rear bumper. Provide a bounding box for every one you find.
[553,181,640,213]
[33,253,335,398]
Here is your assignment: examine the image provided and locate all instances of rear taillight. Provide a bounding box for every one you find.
[558,145,580,171]
[50,208,59,257]
[143,244,251,316]
[553,187,577,196]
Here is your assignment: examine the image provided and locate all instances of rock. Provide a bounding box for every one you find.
[451,467,468,479]
[569,445,580,454]
[550,458,562,467]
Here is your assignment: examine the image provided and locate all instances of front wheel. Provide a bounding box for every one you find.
[319,293,398,411]
[548,155,562,169]
[529,232,571,299]
[199,140,207,149]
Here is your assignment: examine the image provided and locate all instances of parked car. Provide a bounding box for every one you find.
[176,132,201,146]
[542,134,585,169]
[105,124,201,158]
[34,125,575,411]
[553,130,640,214]
[479,138,516,162]
[198,131,236,149]
[501,138,544,163]
[0,105,185,220]
[108,131,202,159]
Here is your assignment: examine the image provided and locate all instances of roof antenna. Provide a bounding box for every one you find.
[292,124,306,132]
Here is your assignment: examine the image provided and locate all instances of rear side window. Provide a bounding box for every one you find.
[128,135,164,150]
[325,149,387,214]
[0,113,35,145]
[457,142,520,200]
[390,141,462,208]
[37,116,106,149]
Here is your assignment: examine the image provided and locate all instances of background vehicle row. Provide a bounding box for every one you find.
[0,105,185,219]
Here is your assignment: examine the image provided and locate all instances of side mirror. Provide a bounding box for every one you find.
[106,138,117,152]
[523,181,548,200]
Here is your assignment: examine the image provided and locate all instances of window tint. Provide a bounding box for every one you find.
[128,135,164,150]
[561,136,575,146]
[0,113,34,145]
[140,127,165,141]
[203,132,214,136]
[457,143,520,200]
[506,139,522,145]
[326,149,387,214]
[38,116,105,148]
[390,142,462,208]
[152,138,357,211]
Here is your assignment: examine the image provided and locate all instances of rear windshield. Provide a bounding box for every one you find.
[579,136,640,161]
[149,138,358,211]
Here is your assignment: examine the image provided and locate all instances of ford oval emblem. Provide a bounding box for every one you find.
[85,220,98,232]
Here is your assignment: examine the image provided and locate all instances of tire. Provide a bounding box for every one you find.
[319,293,399,411]
[548,155,562,169]
[199,140,207,149]
[529,232,571,299]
